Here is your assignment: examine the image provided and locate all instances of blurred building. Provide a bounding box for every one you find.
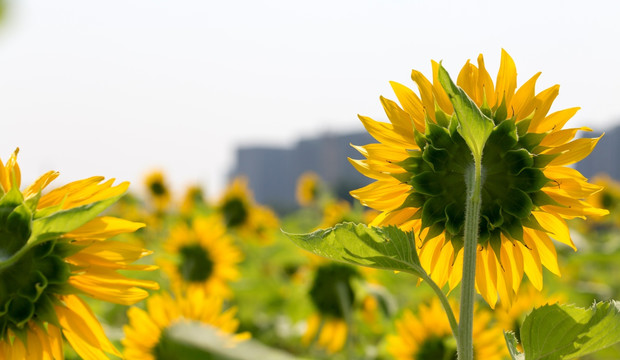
[228,132,375,214]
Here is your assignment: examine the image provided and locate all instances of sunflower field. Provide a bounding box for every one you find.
[3,51,620,360]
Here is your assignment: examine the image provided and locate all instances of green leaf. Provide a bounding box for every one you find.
[29,194,124,245]
[438,63,494,162]
[504,331,525,360]
[168,322,303,360]
[521,300,620,360]
[283,222,425,277]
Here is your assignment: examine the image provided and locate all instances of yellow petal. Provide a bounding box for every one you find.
[495,49,517,110]
[65,216,145,241]
[389,81,426,132]
[476,54,496,108]
[545,134,603,166]
[510,72,541,120]
[410,69,436,122]
[531,107,580,133]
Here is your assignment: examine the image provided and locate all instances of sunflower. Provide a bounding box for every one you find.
[349,50,608,307]
[245,204,280,244]
[180,184,208,216]
[144,170,171,212]
[122,287,249,360]
[160,215,242,298]
[302,262,359,354]
[0,149,158,359]
[582,174,620,228]
[217,177,255,230]
[386,299,507,360]
[296,172,321,207]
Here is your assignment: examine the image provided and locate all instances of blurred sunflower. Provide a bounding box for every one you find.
[349,50,607,307]
[296,171,321,207]
[144,170,171,213]
[218,177,254,231]
[583,174,620,228]
[180,184,208,216]
[316,199,353,229]
[302,262,359,354]
[160,215,242,298]
[0,149,158,359]
[387,299,507,360]
[245,204,280,244]
[122,287,249,360]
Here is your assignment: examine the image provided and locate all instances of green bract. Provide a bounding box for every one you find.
[0,184,122,340]
[397,81,556,259]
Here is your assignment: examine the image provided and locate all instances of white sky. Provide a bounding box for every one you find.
[1,0,619,199]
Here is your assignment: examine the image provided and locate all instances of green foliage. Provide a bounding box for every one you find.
[507,300,620,360]
[437,63,494,162]
[284,222,424,277]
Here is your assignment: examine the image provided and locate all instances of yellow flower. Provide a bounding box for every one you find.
[0,149,158,360]
[296,171,321,207]
[349,50,608,307]
[583,174,620,227]
[161,215,242,298]
[386,299,507,360]
[180,184,208,215]
[302,262,359,354]
[218,177,254,230]
[144,170,171,212]
[245,204,280,244]
[122,287,249,360]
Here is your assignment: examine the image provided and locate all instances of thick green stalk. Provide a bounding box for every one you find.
[458,157,483,360]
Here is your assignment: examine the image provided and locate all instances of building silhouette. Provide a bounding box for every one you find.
[228,132,375,214]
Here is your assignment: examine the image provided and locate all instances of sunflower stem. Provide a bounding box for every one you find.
[421,271,459,340]
[458,156,482,360]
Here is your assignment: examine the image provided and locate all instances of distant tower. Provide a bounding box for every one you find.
[228,131,375,214]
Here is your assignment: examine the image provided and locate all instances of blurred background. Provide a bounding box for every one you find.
[1,0,619,206]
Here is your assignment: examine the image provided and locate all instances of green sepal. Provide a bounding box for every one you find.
[29,193,124,245]
[284,223,426,277]
[502,188,533,219]
[504,149,534,175]
[521,215,550,233]
[398,192,426,209]
[422,145,450,172]
[7,203,33,244]
[411,172,444,196]
[414,128,427,149]
[434,104,451,128]
[421,197,447,230]
[518,131,548,152]
[391,172,413,184]
[515,120,530,140]
[514,168,551,193]
[531,190,563,207]
[425,121,454,150]
[482,201,504,229]
[494,96,508,123]
[520,300,620,360]
[501,215,524,242]
[422,222,445,243]
[34,294,61,328]
[485,118,518,152]
[38,255,71,285]
[18,271,48,302]
[396,154,423,173]
[533,153,561,168]
[438,63,494,162]
[24,190,42,215]
[53,240,88,258]
[444,202,464,235]
[7,296,35,328]
[480,93,493,119]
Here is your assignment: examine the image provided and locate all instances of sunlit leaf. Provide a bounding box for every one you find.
[284,222,425,277]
